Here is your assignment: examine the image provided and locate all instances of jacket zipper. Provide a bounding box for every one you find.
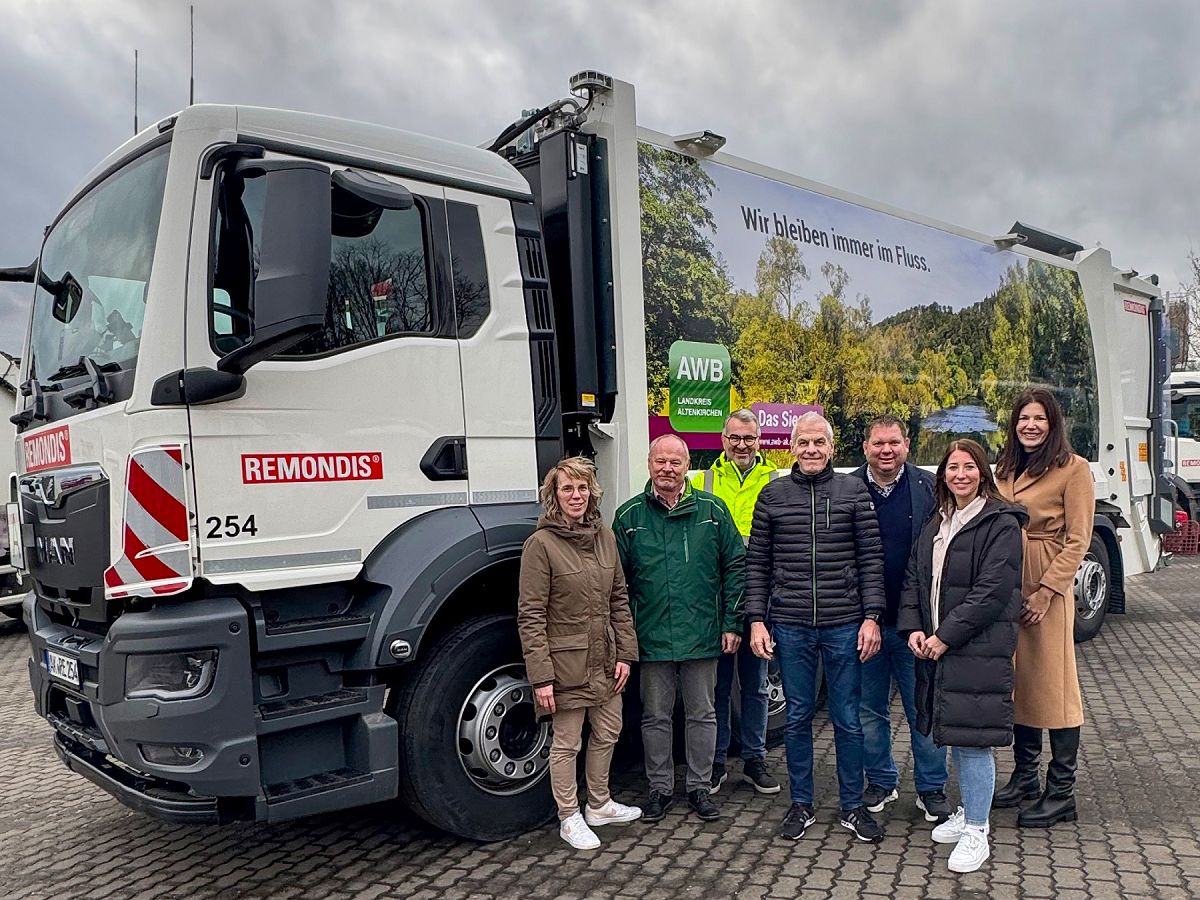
[825,497,830,530]
[930,511,987,631]
[810,481,818,626]
[683,529,690,563]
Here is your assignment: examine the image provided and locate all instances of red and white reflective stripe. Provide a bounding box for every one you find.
[104,445,194,599]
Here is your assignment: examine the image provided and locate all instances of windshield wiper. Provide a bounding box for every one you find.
[46,358,116,382]
[10,377,54,428]
[62,356,119,409]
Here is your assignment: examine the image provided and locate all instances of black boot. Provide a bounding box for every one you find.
[1018,726,1079,827]
[993,724,1042,808]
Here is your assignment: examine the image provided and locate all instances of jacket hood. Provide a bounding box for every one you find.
[933,498,1029,530]
[535,513,601,542]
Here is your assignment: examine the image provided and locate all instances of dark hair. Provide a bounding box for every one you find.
[865,414,908,441]
[994,387,1074,479]
[934,439,1005,514]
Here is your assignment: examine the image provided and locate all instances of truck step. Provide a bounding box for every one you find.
[256,688,370,734]
[256,710,398,823]
[257,612,372,652]
[264,767,371,803]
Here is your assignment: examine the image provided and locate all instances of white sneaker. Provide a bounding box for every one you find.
[584,798,643,826]
[559,812,601,850]
[931,806,966,844]
[948,823,991,873]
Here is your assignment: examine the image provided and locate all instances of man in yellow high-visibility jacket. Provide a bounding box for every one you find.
[691,409,782,796]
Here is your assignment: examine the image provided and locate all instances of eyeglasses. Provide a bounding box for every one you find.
[723,434,758,445]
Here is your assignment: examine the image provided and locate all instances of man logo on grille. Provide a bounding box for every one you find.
[36,536,76,566]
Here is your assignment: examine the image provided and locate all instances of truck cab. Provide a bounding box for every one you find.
[1166,371,1200,518]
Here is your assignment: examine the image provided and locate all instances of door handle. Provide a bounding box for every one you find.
[421,436,468,481]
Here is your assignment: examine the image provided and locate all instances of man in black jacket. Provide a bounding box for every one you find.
[747,412,886,843]
[852,416,951,824]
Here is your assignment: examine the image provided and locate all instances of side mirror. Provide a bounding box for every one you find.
[51,272,84,324]
[217,160,332,375]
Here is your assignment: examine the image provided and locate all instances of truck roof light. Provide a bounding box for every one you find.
[1005,221,1084,259]
[992,232,1027,248]
[672,130,727,156]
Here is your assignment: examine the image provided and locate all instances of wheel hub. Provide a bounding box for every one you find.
[766,662,787,718]
[1074,556,1108,620]
[457,665,550,796]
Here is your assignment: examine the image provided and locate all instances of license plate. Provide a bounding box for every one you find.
[46,649,80,687]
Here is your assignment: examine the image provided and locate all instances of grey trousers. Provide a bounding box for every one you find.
[640,658,719,794]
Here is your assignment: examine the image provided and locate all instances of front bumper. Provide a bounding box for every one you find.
[26,593,261,822]
[52,732,220,824]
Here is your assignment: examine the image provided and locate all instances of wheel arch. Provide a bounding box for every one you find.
[349,502,538,673]
[1165,473,1198,521]
[1092,513,1124,615]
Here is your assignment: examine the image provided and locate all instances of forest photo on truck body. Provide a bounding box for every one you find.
[638,142,1100,469]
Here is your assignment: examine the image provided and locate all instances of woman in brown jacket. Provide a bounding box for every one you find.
[518,456,641,850]
[993,388,1094,828]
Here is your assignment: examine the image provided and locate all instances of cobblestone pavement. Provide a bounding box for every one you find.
[3,558,1200,900]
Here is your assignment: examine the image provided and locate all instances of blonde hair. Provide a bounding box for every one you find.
[539,456,603,524]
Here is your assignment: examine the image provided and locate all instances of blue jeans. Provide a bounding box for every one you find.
[952,746,995,826]
[859,625,948,793]
[714,639,768,767]
[773,621,864,810]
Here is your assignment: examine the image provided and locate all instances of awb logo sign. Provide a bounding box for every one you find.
[242,452,384,484]
[23,425,72,473]
[668,340,731,434]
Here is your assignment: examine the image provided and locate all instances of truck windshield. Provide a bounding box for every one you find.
[26,143,170,392]
[1172,394,1200,437]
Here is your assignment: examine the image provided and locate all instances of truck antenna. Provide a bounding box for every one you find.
[189,5,195,106]
[133,49,139,134]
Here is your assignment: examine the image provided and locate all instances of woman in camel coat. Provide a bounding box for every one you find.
[993,387,1094,828]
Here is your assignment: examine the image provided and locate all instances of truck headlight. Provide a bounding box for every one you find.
[124,650,217,700]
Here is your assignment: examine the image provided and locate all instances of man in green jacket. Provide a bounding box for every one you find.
[691,410,782,797]
[615,433,745,824]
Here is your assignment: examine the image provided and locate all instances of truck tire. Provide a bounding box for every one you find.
[1073,535,1111,644]
[726,659,788,753]
[389,614,554,841]
[764,659,787,745]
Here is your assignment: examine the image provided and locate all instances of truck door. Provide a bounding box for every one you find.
[1114,288,1162,570]
[185,156,467,590]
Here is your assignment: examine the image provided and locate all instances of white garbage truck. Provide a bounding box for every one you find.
[2,72,1173,840]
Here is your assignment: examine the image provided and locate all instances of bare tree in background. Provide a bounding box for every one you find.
[1168,251,1200,370]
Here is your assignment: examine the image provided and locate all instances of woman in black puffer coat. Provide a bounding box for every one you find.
[897,439,1025,875]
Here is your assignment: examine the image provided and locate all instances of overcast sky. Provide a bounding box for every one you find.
[1,0,1197,356]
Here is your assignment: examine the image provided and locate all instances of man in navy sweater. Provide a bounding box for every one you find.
[851,415,951,824]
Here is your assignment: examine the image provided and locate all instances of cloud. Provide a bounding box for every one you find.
[1,0,1196,360]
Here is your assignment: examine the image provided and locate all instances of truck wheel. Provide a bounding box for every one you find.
[389,614,554,841]
[1073,536,1111,644]
[727,659,789,751]
[764,659,787,745]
